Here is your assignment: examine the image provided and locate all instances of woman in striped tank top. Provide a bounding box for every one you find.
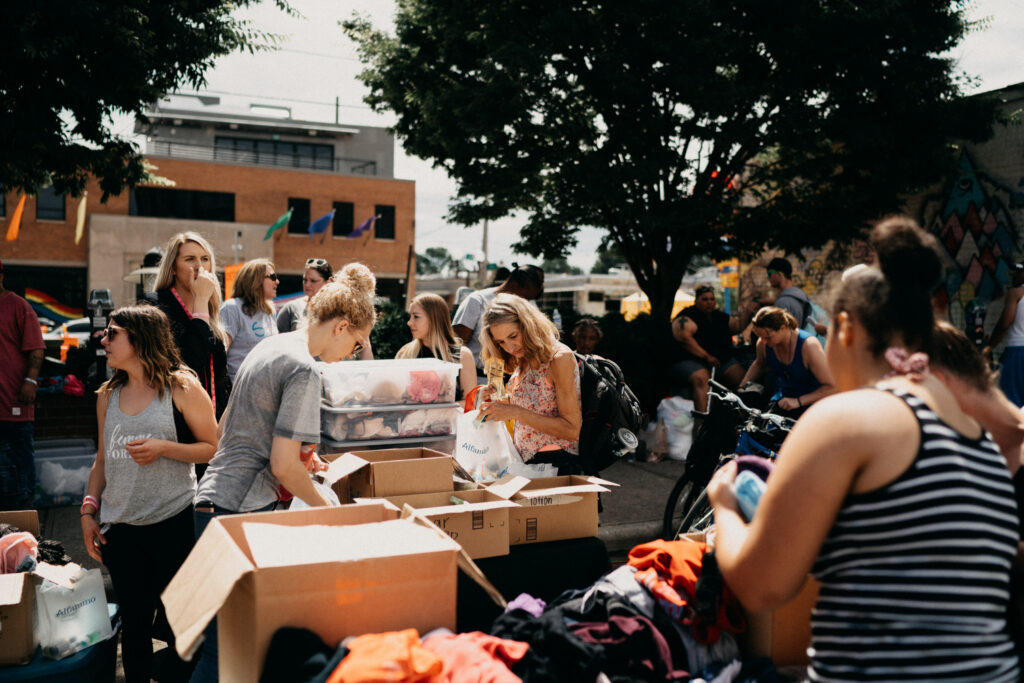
[707,216,1020,681]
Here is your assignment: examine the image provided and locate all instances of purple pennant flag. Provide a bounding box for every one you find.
[347,214,379,239]
[308,209,336,241]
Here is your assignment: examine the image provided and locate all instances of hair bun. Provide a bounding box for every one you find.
[335,263,376,297]
[870,216,942,291]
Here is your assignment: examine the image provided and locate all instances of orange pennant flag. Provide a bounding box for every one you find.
[5,195,26,242]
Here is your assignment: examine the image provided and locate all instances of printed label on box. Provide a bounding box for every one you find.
[518,493,582,507]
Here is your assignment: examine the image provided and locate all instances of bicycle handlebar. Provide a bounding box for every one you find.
[707,378,796,431]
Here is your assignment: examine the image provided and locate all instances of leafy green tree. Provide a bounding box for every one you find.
[591,243,625,275]
[345,1,996,320]
[1,0,291,200]
[416,246,456,275]
[540,257,583,275]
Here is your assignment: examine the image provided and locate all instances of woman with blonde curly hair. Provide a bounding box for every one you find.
[146,231,230,419]
[188,262,377,683]
[81,306,217,683]
[478,293,582,473]
[396,293,476,398]
[220,258,279,382]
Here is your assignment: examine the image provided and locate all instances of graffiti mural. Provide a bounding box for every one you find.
[927,152,1018,327]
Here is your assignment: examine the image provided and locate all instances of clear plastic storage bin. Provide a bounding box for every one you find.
[321,403,460,446]
[33,439,96,507]
[320,358,460,408]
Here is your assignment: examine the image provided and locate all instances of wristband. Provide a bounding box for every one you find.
[193,312,210,319]
[797,396,803,408]
[81,511,95,517]
[23,377,37,385]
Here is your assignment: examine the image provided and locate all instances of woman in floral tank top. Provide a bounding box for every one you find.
[478,293,582,473]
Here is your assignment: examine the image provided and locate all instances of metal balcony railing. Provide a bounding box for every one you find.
[145,140,378,176]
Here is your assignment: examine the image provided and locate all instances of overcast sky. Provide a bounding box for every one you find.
[114,0,1024,272]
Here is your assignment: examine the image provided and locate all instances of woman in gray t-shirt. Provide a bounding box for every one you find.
[80,305,217,683]
[188,263,379,683]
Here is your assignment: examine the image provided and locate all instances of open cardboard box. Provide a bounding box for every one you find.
[162,501,503,683]
[366,489,518,559]
[487,474,618,545]
[739,577,819,667]
[321,447,456,503]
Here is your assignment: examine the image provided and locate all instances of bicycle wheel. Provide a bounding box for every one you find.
[662,470,706,540]
[679,489,714,534]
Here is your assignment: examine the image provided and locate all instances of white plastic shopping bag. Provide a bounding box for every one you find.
[454,409,523,481]
[657,396,695,461]
[35,566,114,659]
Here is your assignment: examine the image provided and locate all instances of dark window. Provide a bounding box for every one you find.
[604,299,621,313]
[130,188,235,222]
[214,136,333,171]
[0,191,5,218]
[588,291,604,303]
[287,198,311,234]
[374,205,396,240]
[332,202,355,237]
[36,186,65,221]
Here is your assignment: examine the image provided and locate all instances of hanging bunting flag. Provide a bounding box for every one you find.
[5,195,26,242]
[74,192,88,245]
[308,209,335,241]
[264,208,293,241]
[348,214,379,239]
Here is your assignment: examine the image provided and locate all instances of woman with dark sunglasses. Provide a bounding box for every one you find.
[276,257,332,332]
[220,258,279,382]
[81,306,217,683]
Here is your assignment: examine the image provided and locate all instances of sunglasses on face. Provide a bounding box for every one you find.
[102,324,126,341]
[306,258,328,268]
[265,273,279,282]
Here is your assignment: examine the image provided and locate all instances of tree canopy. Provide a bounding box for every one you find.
[346,0,997,318]
[416,246,456,275]
[1,0,290,200]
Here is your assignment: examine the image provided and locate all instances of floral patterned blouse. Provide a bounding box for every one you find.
[508,342,581,460]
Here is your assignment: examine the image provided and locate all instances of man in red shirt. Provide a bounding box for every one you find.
[0,259,45,509]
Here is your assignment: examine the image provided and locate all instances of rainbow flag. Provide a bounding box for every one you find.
[24,288,84,323]
[272,291,305,312]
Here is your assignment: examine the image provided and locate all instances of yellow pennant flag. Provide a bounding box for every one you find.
[5,195,26,242]
[75,192,88,244]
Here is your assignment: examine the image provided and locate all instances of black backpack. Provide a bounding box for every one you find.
[574,353,648,474]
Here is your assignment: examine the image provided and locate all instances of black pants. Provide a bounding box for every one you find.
[103,505,196,683]
[529,449,582,476]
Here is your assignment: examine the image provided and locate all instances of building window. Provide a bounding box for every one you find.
[332,202,354,237]
[604,299,622,313]
[130,187,235,222]
[36,186,65,221]
[287,198,311,234]
[587,291,604,303]
[215,136,333,171]
[0,191,5,218]
[374,205,395,240]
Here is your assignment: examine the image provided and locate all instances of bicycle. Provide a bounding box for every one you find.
[661,378,794,540]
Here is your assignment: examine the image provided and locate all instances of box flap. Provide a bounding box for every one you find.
[242,519,459,568]
[164,518,257,661]
[33,561,82,589]
[0,511,39,537]
[581,475,620,488]
[399,505,507,609]
[486,474,532,499]
[0,574,28,607]
[321,452,371,484]
[407,499,518,516]
[515,482,610,500]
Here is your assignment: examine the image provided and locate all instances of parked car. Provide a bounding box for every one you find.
[41,317,92,358]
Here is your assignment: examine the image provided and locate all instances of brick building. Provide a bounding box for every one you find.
[0,95,416,316]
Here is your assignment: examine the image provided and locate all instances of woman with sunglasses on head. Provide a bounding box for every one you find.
[738,306,836,416]
[146,232,231,420]
[478,293,582,474]
[276,257,332,332]
[396,293,476,398]
[707,217,1020,682]
[188,263,376,683]
[220,258,279,383]
[81,306,217,683]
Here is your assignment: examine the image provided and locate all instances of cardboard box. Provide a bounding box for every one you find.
[162,502,463,683]
[321,447,455,503]
[739,577,820,667]
[370,489,518,559]
[0,511,41,665]
[487,475,618,545]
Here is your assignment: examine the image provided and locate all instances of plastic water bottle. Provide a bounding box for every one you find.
[552,308,562,331]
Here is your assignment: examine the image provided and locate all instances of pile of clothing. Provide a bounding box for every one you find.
[261,538,791,682]
[0,522,73,574]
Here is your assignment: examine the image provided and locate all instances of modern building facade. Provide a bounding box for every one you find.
[0,95,415,318]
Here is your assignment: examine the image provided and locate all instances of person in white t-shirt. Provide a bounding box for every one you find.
[220,259,279,381]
